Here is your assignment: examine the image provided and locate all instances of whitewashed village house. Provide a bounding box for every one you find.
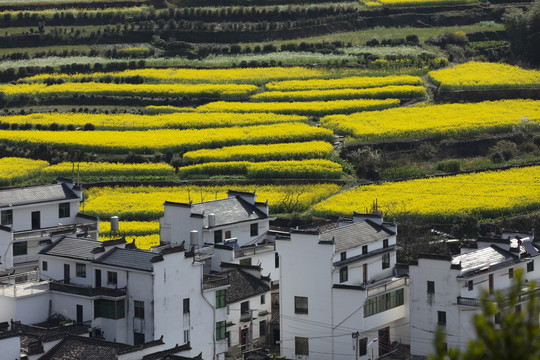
[409,230,539,358]
[217,262,272,357]
[276,212,409,360]
[0,178,98,275]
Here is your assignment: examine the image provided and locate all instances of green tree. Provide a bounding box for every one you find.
[502,0,540,65]
[430,269,540,360]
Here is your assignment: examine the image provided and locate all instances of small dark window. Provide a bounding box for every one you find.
[42,260,48,271]
[494,313,501,324]
[76,263,86,278]
[382,253,390,269]
[134,332,145,346]
[241,301,249,315]
[261,294,266,305]
[340,252,346,261]
[427,281,435,294]
[59,202,70,218]
[527,261,534,272]
[183,298,190,314]
[383,239,389,248]
[295,337,309,356]
[339,266,348,283]
[362,245,368,255]
[294,296,308,314]
[225,230,231,239]
[13,241,27,256]
[275,252,279,268]
[509,268,514,279]
[216,290,226,309]
[359,337,367,356]
[250,223,258,237]
[134,300,144,319]
[1,210,12,226]
[214,230,222,244]
[438,311,446,326]
[259,320,267,336]
[107,271,117,285]
[467,280,473,291]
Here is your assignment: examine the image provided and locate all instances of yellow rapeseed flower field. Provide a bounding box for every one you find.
[1,112,307,130]
[0,82,257,100]
[100,234,160,250]
[265,75,423,91]
[83,183,342,220]
[44,162,174,177]
[251,85,426,102]
[428,61,540,90]
[197,99,401,116]
[23,67,363,85]
[312,166,540,221]
[100,221,160,236]
[0,157,49,185]
[320,99,540,140]
[183,141,334,162]
[0,123,332,153]
[177,159,343,179]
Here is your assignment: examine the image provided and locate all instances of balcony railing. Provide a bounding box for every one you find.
[203,273,229,290]
[13,222,98,242]
[234,243,275,258]
[49,281,126,298]
[366,277,408,298]
[457,287,540,307]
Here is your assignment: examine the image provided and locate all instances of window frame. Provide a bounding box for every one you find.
[250,223,258,237]
[362,245,368,255]
[383,239,389,248]
[260,294,265,305]
[59,202,70,218]
[240,300,249,315]
[427,281,435,294]
[107,271,118,286]
[294,296,308,315]
[216,321,226,340]
[133,332,145,346]
[340,251,346,261]
[275,252,279,268]
[184,329,190,343]
[76,263,86,278]
[183,298,190,314]
[216,289,226,309]
[359,337,367,356]
[527,260,534,272]
[13,241,27,256]
[467,280,473,291]
[438,311,447,326]
[509,268,514,279]
[295,337,309,356]
[42,260,48,271]
[1,209,12,226]
[214,230,222,244]
[134,300,145,319]
[339,266,348,283]
[259,319,267,336]
[382,253,390,269]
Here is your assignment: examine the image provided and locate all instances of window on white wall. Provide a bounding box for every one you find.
[339,266,348,283]
[1,210,12,225]
[295,337,309,356]
[13,241,27,256]
[107,271,117,285]
[76,263,86,278]
[467,280,473,291]
[294,296,308,314]
[382,253,390,269]
[59,202,70,218]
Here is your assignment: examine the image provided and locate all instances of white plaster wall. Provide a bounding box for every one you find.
[160,205,203,247]
[125,271,154,345]
[0,292,50,324]
[50,292,93,324]
[0,335,20,360]
[277,233,333,360]
[0,230,14,271]
[11,200,80,232]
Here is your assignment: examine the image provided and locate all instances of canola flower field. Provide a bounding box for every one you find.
[0,112,308,130]
[251,85,426,102]
[83,183,342,220]
[0,157,49,186]
[23,67,364,85]
[100,234,160,250]
[100,220,160,237]
[177,159,343,179]
[0,82,258,100]
[312,166,540,221]
[428,62,540,90]
[183,141,334,163]
[0,123,332,153]
[265,75,423,91]
[197,98,401,116]
[320,99,540,141]
[44,162,175,177]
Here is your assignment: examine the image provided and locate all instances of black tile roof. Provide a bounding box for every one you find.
[320,219,394,253]
[0,183,79,209]
[222,268,270,304]
[94,247,156,272]
[192,196,267,228]
[38,335,132,360]
[40,237,101,261]
[141,343,192,360]
[452,245,519,277]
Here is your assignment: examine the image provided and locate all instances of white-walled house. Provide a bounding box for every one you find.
[409,232,540,358]
[0,178,98,274]
[217,262,272,357]
[276,212,409,360]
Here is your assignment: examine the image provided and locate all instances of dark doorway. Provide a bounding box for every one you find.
[95,269,101,287]
[241,328,249,350]
[379,327,390,356]
[76,305,83,323]
[31,211,40,229]
[64,264,70,284]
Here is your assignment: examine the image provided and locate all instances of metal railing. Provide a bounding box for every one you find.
[234,243,275,258]
[49,281,126,298]
[457,287,540,308]
[203,273,229,290]
[13,222,98,242]
[366,277,408,298]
